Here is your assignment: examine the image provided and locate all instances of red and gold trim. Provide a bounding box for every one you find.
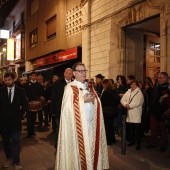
[91,88,100,170]
[71,85,87,170]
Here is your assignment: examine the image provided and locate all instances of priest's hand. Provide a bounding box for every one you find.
[84,93,95,103]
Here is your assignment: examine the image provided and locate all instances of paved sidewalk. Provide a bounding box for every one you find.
[0,121,56,170]
[0,120,170,170]
[109,136,170,170]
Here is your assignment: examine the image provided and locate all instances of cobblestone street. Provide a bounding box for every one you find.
[0,120,170,170]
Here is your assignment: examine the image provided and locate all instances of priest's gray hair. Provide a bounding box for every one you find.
[72,62,85,71]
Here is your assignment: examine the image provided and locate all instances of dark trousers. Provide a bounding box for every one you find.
[43,105,50,125]
[54,118,60,149]
[1,126,21,165]
[38,110,44,124]
[129,123,141,146]
[26,111,36,135]
[168,128,170,147]
[52,116,56,131]
[150,115,167,147]
[103,113,116,144]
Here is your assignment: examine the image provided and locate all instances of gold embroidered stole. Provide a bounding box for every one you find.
[91,88,100,170]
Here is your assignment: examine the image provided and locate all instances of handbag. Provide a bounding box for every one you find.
[118,103,124,110]
[103,107,118,113]
[102,107,119,117]
[118,103,127,115]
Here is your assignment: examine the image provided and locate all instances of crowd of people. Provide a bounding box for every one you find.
[0,64,170,169]
[98,70,170,153]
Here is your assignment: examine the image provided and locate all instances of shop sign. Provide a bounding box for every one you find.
[7,38,14,60]
[15,34,21,60]
[36,47,78,67]
[36,58,44,67]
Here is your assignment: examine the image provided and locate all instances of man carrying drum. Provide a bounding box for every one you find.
[24,72,44,138]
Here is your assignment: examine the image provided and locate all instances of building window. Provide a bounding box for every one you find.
[46,15,56,40]
[149,42,160,63]
[30,29,38,48]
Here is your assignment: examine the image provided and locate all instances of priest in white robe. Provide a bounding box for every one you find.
[55,62,109,170]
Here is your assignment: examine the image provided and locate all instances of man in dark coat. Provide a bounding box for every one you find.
[50,68,73,149]
[37,75,45,125]
[146,72,170,152]
[0,72,28,169]
[24,72,44,137]
[43,75,58,126]
[94,73,105,97]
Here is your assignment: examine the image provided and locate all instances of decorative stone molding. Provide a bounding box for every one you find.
[114,0,165,28]
[80,0,88,6]
[65,5,82,37]
[146,0,165,10]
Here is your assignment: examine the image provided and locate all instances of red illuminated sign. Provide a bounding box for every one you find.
[36,47,78,67]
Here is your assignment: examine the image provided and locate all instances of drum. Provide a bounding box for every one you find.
[28,101,42,112]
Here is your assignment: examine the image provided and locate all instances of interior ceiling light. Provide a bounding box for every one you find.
[0,0,8,8]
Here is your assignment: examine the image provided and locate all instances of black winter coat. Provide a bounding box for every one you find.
[0,86,28,133]
[150,83,170,120]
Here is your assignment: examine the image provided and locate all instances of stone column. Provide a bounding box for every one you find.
[160,1,170,74]
[81,0,91,79]
[110,23,126,79]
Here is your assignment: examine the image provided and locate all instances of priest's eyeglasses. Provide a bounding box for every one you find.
[75,70,88,74]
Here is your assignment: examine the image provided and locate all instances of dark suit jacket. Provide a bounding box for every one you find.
[24,81,44,101]
[43,84,53,102]
[94,84,103,97]
[149,82,170,120]
[50,78,67,118]
[101,89,119,108]
[0,86,28,133]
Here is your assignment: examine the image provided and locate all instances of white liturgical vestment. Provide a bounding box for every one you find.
[55,80,109,170]
[77,80,94,144]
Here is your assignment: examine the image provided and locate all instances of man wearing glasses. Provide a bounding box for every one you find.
[50,68,73,150]
[55,62,109,170]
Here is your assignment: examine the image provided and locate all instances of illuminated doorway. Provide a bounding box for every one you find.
[127,15,160,82]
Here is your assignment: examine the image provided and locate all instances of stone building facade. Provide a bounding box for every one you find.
[81,0,170,81]
[25,0,82,73]
[1,0,170,81]
[0,0,27,78]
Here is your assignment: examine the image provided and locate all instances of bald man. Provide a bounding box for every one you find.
[50,68,73,149]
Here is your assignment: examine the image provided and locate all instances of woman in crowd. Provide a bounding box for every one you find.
[138,81,150,136]
[115,75,128,135]
[100,79,119,145]
[145,77,153,87]
[121,80,144,150]
[145,82,153,101]
[116,75,127,97]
